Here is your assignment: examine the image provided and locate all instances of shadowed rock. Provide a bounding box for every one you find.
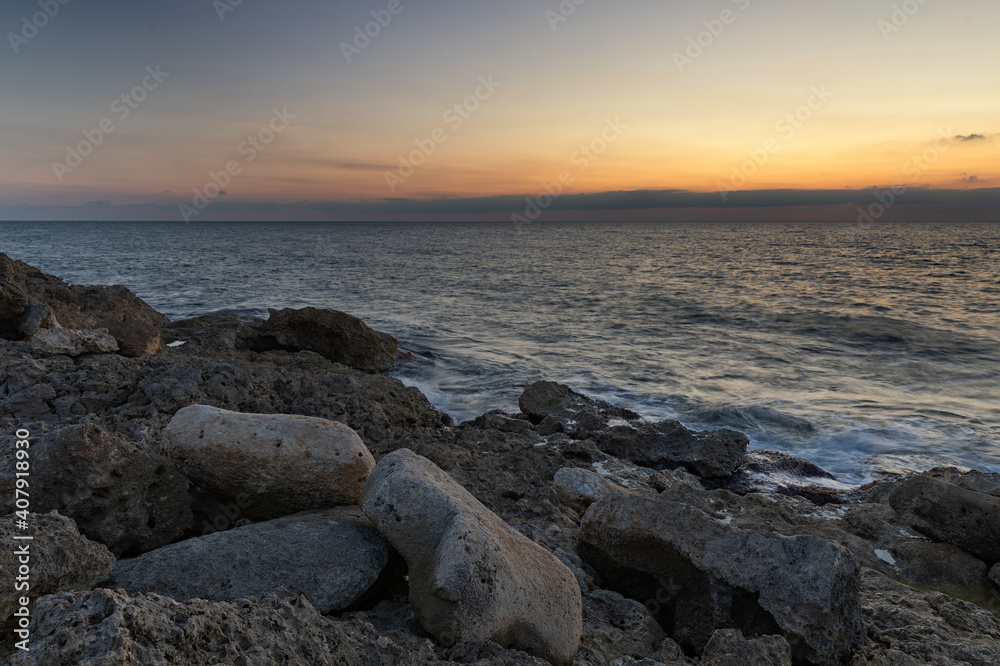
[101,508,388,614]
[360,448,583,665]
[0,512,114,622]
[700,629,792,666]
[97,318,163,357]
[236,307,398,373]
[32,328,118,356]
[163,405,376,520]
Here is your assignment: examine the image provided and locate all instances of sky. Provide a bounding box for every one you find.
[0,0,997,222]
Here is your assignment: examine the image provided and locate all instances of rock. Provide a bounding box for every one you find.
[0,512,115,622]
[96,318,162,357]
[554,466,623,510]
[852,568,1000,665]
[649,468,704,493]
[518,381,640,436]
[163,405,375,520]
[5,589,441,666]
[575,589,668,664]
[360,448,583,665]
[704,449,847,503]
[0,252,169,330]
[990,563,999,589]
[236,307,398,373]
[101,507,388,614]
[31,328,118,356]
[579,492,865,664]
[700,629,792,666]
[890,541,989,592]
[595,420,748,478]
[16,296,59,337]
[889,475,1000,565]
[0,280,29,320]
[0,422,193,556]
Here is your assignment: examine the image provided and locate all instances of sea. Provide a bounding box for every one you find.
[2,220,998,485]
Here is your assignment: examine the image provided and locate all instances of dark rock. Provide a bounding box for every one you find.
[851,568,1000,665]
[891,541,989,592]
[236,306,398,373]
[0,422,193,556]
[101,508,388,614]
[575,588,668,664]
[96,318,162,357]
[0,512,115,622]
[990,563,999,589]
[579,492,865,664]
[889,475,1000,565]
[705,449,847,503]
[595,421,748,478]
[518,381,641,436]
[700,629,792,666]
[16,296,59,337]
[0,280,29,320]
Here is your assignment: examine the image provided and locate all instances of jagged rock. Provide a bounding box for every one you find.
[5,589,444,666]
[990,563,999,589]
[0,280,29,320]
[101,507,388,614]
[890,541,989,592]
[890,475,1000,565]
[31,328,118,356]
[96,318,162,357]
[595,421,748,479]
[0,252,168,330]
[16,296,59,337]
[705,449,847,502]
[518,381,641,436]
[700,629,792,666]
[236,307,398,373]
[360,448,583,665]
[0,422,192,557]
[851,568,1000,665]
[163,405,375,520]
[0,512,115,622]
[649,468,704,493]
[579,492,865,664]
[575,589,668,665]
[553,467,623,510]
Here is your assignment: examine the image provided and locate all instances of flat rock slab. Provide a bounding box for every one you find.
[0,512,115,623]
[31,328,118,356]
[361,448,583,665]
[579,493,865,665]
[164,405,375,520]
[890,475,1000,566]
[101,507,388,614]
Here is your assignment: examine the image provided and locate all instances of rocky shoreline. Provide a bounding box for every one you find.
[1,252,999,665]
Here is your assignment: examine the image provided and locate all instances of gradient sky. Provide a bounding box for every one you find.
[0,0,997,221]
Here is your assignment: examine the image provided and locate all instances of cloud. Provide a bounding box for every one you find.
[955,133,988,142]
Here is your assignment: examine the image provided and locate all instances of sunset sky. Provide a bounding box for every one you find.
[1,0,997,221]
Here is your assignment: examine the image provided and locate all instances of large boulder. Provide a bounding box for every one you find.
[889,475,1000,565]
[31,328,118,356]
[236,307,398,373]
[579,492,865,664]
[360,448,583,665]
[163,405,375,520]
[101,507,388,614]
[0,512,115,622]
[0,252,168,331]
[0,423,192,556]
[96,318,162,357]
[5,589,441,666]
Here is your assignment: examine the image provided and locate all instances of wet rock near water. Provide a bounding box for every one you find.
[236,306,399,373]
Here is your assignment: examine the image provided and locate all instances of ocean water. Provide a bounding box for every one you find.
[2,220,999,484]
